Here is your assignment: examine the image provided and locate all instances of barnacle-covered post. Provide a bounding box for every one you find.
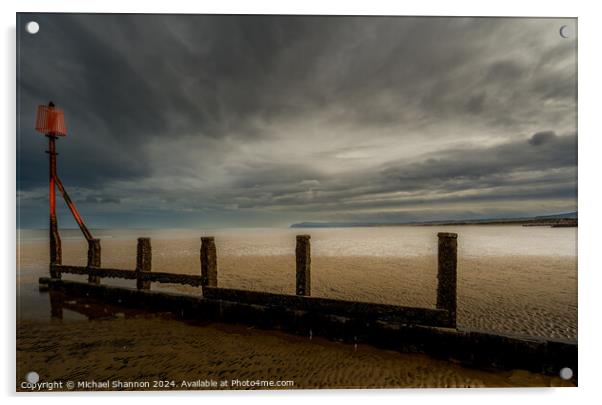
[295,235,311,296]
[136,237,152,289]
[87,238,101,284]
[436,232,458,327]
[200,237,217,287]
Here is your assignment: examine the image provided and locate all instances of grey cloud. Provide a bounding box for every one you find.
[529,131,557,146]
[84,195,121,204]
[486,60,524,82]
[464,92,487,114]
[16,14,577,227]
[125,132,576,215]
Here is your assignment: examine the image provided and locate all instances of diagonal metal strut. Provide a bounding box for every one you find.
[54,174,93,242]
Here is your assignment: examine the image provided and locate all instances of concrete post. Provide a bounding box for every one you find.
[136,237,152,290]
[200,237,217,287]
[436,232,458,327]
[87,238,101,284]
[295,235,311,296]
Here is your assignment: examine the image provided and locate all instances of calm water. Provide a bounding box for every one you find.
[18,225,577,258]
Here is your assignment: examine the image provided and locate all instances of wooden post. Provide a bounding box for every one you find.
[295,235,311,296]
[136,237,152,290]
[49,289,64,319]
[87,238,101,284]
[200,237,217,287]
[436,232,458,327]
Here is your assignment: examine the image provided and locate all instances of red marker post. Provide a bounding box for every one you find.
[35,102,94,277]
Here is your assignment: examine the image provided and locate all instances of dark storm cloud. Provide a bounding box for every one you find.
[485,60,524,82]
[386,132,576,185]
[529,131,557,146]
[194,132,577,211]
[17,14,577,227]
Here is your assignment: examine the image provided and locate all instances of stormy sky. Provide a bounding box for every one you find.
[17,14,577,228]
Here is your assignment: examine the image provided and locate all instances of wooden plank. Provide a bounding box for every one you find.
[53,264,88,276]
[202,286,453,327]
[56,265,138,280]
[142,271,203,287]
[53,265,450,326]
[55,265,454,327]
[54,265,202,286]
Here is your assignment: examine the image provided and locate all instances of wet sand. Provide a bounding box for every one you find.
[17,317,573,390]
[19,238,577,340]
[16,234,577,389]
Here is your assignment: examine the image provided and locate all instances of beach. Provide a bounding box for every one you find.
[17,226,577,388]
[17,316,573,390]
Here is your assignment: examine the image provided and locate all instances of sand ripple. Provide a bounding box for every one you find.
[17,318,573,389]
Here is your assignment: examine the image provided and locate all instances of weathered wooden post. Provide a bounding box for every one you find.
[295,235,311,296]
[136,237,152,290]
[436,232,458,327]
[49,289,64,319]
[87,238,101,284]
[200,237,217,287]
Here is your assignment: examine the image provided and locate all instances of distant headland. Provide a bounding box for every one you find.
[290,212,577,228]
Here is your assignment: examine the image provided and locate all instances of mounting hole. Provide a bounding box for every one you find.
[559,25,572,39]
[26,371,39,384]
[25,21,40,34]
[559,367,573,380]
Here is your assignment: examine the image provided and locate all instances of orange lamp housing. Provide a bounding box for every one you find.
[35,104,67,136]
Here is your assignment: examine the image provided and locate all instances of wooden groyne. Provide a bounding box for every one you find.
[38,232,577,380]
[47,233,460,328]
